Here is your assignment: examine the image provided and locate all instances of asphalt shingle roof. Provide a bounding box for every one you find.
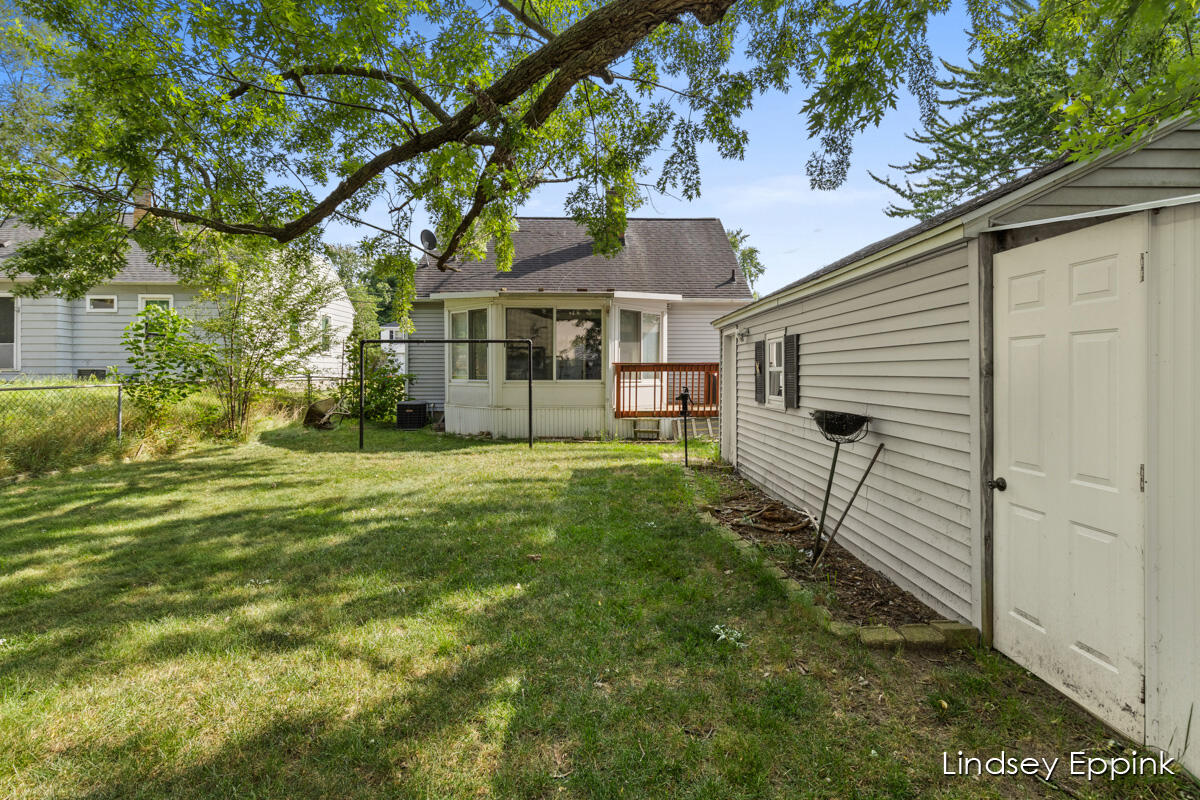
[0,219,177,284]
[414,217,752,299]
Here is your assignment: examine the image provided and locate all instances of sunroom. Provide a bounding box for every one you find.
[438,292,719,439]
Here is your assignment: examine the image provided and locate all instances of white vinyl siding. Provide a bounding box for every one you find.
[72,286,197,375]
[730,245,974,621]
[1147,201,1200,775]
[0,288,72,376]
[993,121,1200,224]
[665,302,729,362]
[406,301,446,406]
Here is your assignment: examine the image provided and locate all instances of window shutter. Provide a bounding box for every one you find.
[754,339,765,403]
[783,333,797,409]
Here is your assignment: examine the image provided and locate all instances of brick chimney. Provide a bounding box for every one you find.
[131,187,153,224]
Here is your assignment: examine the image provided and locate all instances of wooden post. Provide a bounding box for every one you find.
[979,232,996,647]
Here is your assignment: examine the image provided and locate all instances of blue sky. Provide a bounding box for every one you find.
[328,4,975,296]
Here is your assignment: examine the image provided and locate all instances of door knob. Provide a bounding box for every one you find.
[988,477,1007,491]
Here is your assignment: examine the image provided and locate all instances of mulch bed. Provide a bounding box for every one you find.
[697,465,939,626]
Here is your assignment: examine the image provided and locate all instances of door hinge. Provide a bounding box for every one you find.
[1139,252,1147,282]
[1140,674,1146,705]
[1140,464,1146,492]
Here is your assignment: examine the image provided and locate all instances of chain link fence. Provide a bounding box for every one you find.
[0,373,358,478]
[0,382,130,477]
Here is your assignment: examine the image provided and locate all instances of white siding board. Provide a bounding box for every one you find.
[406,302,446,406]
[801,321,972,352]
[731,244,975,620]
[993,122,1200,224]
[799,258,968,323]
[665,302,727,362]
[1147,201,1200,775]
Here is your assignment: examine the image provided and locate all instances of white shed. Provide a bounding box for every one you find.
[714,118,1200,771]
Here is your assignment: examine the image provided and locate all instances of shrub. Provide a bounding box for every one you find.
[114,306,209,421]
[345,346,410,423]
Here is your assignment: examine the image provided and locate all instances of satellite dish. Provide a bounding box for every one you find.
[420,229,439,253]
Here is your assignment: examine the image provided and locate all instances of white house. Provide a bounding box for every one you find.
[405,217,753,438]
[714,118,1200,770]
[0,221,354,379]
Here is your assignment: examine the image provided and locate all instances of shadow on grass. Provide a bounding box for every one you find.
[4,430,1162,800]
[258,423,517,454]
[0,435,830,799]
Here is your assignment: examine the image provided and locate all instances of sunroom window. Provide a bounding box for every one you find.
[451,308,488,380]
[506,307,601,380]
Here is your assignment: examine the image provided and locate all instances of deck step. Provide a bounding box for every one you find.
[633,425,660,440]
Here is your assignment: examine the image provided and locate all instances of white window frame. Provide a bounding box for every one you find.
[766,335,784,405]
[616,309,661,364]
[0,292,18,372]
[138,294,174,311]
[320,315,333,352]
[503,303,604,383]
[450,307,489,382]
[85,294,119,313]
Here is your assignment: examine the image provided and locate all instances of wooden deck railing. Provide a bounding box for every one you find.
[613,362,719,418]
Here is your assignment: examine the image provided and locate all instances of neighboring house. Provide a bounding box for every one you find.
[379,322,406,372]
[0,221,354,379]
[407,217,752,438]
[713,118,1200,770]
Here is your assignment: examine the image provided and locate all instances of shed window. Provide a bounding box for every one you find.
[767,336,784,402]
[451,308,488,380]
[0,296,14,370]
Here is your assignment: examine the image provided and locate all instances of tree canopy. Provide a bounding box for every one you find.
[1,0,1197,297]
[726,226,763,292]
[875,0,1200,219]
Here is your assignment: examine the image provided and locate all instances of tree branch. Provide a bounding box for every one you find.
[139,0,735,249]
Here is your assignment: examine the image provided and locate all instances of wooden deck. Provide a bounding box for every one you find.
[613,362,719,418]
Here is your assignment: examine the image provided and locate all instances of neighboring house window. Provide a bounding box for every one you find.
[617,309,661,363]
[86,295,118,313]
[451,308,488,380]
[0,295,16,370]
[554,309,602,380]
[320,316,332,351]
[506,307,602,381]
[767,336,784,403]
[136,294,175,337]
[138,294,174,311]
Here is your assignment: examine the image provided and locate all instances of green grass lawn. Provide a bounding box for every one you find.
[0,426,1194,799]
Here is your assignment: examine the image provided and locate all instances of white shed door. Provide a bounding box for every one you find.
[993,215,1147,740]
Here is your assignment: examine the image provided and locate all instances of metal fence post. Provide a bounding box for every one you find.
[358,340,366,451]
[116,384,123,443]
[527,339,533,449]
